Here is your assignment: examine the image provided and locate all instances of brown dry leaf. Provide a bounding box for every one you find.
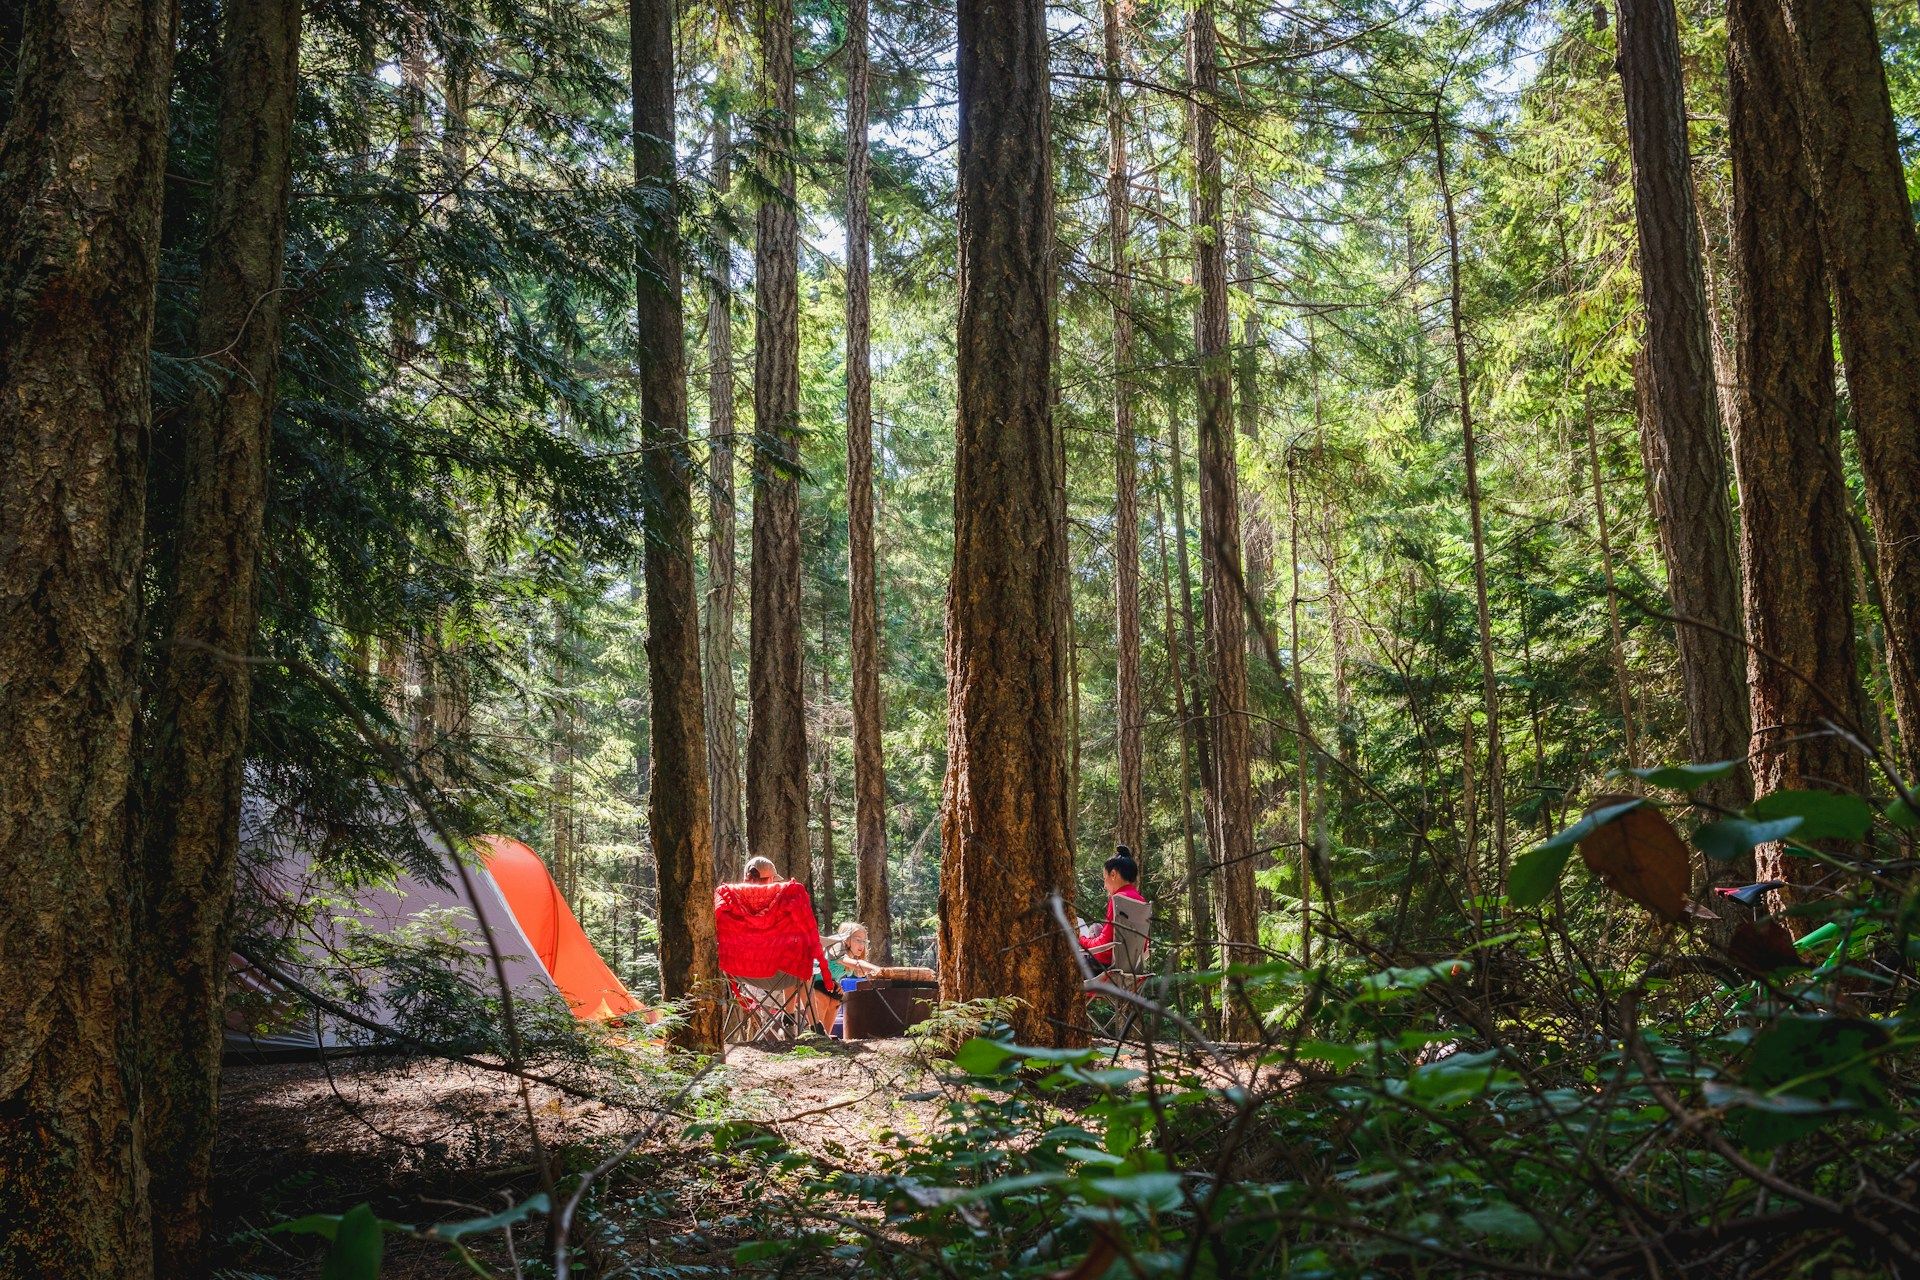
[1727,919,1804,975]
[1051,1231,1120,1280]
[1576,796,1691,922]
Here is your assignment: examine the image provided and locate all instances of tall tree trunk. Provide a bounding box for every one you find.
[705,106,747,877]
[635,0,722,1050]
[1584,392,1641,769]
[1167,392,1215,938]
[748,0,811,882]
[816,609,839,928]
[1189,1,1257,1037]
[1154,458,1211,973]
[1103,0,1144,859]
[136,2,302,1271]
[844,0,892,959]
[0,0,176,1273]
[1287,449,1312,965]
[1433,112,1508,887]
[942,0,1082,1047]
[1616,0,1753,818]
[1776,0,1920,782]
[1236,206,1274,824]
[1727,0,1868,900]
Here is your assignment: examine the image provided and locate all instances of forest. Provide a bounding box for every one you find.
[4,0,1920,1275]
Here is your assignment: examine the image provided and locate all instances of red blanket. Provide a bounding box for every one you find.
[714,880,832,988]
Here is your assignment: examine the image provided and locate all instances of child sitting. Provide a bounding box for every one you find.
[1079,847,1146,974]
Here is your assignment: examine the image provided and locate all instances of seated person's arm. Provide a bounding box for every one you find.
[841,954,883,976]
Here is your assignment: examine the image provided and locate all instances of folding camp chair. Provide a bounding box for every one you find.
[714,880,834,1045]
[1086,893,1153,1043]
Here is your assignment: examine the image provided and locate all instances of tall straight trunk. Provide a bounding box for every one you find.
[0,0,176,1273]
[942,0,1082,1047]
[1616,0,1753,816]
[1584,392,1640,769]
[1167,391,1215,902]
[1727,0,1868,899]
[816,609,839,928]
[1777,0,1920,781]
[136,1,303,1271]
[1235,211,1274,783]
[1432,113,1508,886]
[1154,457,1210,970]
[748,0,811,882]
[635,0,723,1050]
[1189,2,1256,1035]
[1287,450,1312,965]
[705,107,746,876]
[1103,0,1143,858]
[844,0,891,959]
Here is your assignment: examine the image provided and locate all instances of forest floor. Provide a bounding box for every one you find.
[212,1036,954,1278]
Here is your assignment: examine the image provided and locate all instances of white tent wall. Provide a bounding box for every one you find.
[225,798,564,1057]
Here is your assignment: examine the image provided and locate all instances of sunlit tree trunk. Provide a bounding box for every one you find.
[1189,1,1257,1037]
[0,0,176,1272]
[1616,0,1752,817]
[844,0,892,958]
[634,0,722,1048]
[748,0,811,883]
[1727,0,1867,901]
[940,0,1082,1047]
[705,104,747,878]
[816,607,839,929]
[136,2,302,1271]
[1776,0,1920,783]
[1432,112,1507,887]
[1103,0,1144,859]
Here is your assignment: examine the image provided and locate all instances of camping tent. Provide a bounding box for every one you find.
[226,803,640,1057]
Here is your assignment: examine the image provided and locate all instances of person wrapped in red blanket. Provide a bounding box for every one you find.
[714,875,835,1035]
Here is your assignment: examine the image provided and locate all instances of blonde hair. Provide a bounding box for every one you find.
[826,921,869,951]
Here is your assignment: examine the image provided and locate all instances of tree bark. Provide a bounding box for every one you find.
[747,0,812,882]
[0,0,175,1273]
[942,0,1082,1047]
[1103,0,1144,859]
[1154,454,1211,973]
[1189,1,1257,1036]
[705,106,747,877]
[1616,0,1753,815]
[1776,0,1920,783]
[135,2,302,1271]
[844,0,892,959]
[1433,112,1508,887]
[635,0,723,1050]
[1727,0,1867,897]
[816,609,839,929]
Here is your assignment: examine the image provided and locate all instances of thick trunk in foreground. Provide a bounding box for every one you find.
[1103,0,1144,860]
[705,107,747,877]
[748,0,812,883]
[1727,0,1867,898]
[137,2,302,1271]
[942,0,1082,1047]
[635,0,722,1050]
[1616,0,1753,820]
[845,0,892,959]
[1777,0,1920,783]
[0,1,175,1273]
[1188,2,1257,1037]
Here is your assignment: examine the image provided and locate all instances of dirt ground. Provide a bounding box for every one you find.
[211,1037,950,1278]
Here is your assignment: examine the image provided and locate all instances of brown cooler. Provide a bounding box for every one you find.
[842,977,937,1039]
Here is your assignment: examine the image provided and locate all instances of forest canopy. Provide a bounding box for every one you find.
[3,0,1920,1276]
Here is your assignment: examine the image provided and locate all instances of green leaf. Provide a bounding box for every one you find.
[1538,799,1643,853]
[1721,1015,1893,1149]
[1356,960,1471,1002]
[1750,790,1873,842]
[1694,816,1803,861]
[1884,795,1920,831]
[1458,1201,1544,1245]
[952,1037,1013,1075]
[1506,842,1574,908]
[1627,759,1739,792]
[427,1194,549,1242]
[322,1204,384,1280]
[1084,1171,1185,1209]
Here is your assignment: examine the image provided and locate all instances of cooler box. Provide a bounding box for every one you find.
[842,978,936,1039]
